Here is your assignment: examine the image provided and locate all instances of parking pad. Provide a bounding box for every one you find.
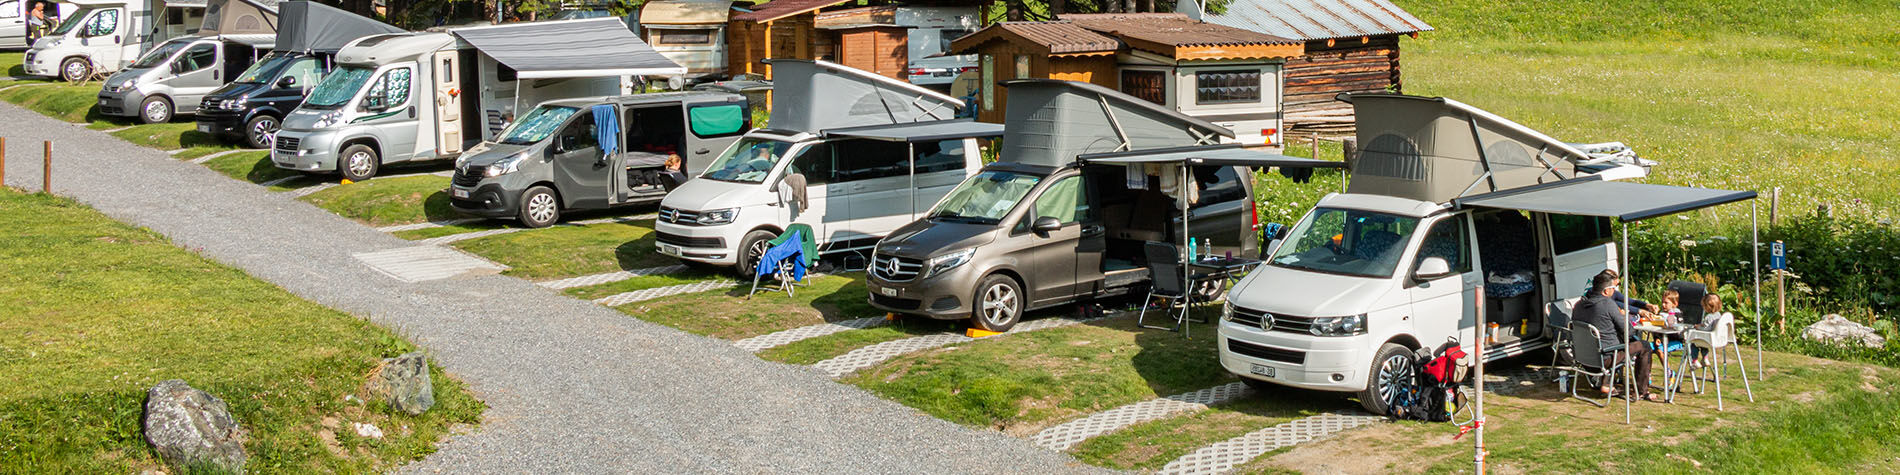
[353,245,508,283]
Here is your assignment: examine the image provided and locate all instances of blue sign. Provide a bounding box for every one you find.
[1770,241,1786,270]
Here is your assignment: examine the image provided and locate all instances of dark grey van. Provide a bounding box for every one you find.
[449,91,751,227]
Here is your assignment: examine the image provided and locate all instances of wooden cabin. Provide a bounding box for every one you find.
[727,0,838,79]
[814,6,908,79]
[949,13,1303,148]
[1204,0,1432,136]
[727,1,981,82]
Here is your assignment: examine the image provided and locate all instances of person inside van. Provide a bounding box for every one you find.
[26,1,53,42]
[1572,270,1661,402]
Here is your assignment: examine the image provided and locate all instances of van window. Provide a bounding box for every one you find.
[688,104,746,138]
[178,44,216,73]
[130,40,189,68]
[560,110,598,151]
[497,63,517,82]
[496,105,578,145]
[364,67,411,110]
[913,139,965,174]
[1032,175,1089,225]
[786,142,833,185]
[81,8,117,37]
[1415,214,1472,274]
[281,57,323,88]
[832,139,909,183]
[1191,165,1246,206]
[1549,214,1614,255]
[0,1,19,19]
[1269,207,1422,278]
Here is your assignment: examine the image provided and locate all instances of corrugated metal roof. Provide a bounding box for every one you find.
[641,0,734,25]
[731,0,850,22]
[1065,13,1298,47]
[950,21,1120,54]
[1204,0,1432,41]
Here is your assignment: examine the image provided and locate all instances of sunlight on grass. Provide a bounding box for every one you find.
[451,219,670,279]
[298,175,456,226]
[201,150,300,185]
[617,274,882,340]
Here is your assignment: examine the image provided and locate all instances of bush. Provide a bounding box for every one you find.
[1630,213,1900,316]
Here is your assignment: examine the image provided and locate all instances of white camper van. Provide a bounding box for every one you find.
[22,0,206,82]
[1214,94,1755,416]
[654,59,1001,272]
[272,18,685,181]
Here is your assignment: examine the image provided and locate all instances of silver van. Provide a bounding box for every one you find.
[449,91,751,227]
[97,34,272,123]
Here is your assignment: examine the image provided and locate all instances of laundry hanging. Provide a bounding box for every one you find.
[592,104,620,157]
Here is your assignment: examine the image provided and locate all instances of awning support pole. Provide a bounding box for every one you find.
[1182,162,1192,338]
[1622,223,1632,425]
[1754,200,1764,380]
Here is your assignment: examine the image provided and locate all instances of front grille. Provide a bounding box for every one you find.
[99,104,123,115]
[872,294,921,310]
[201,98,218,110]
[871,253,924,281]
[274,136,301,153]
[452,166,486,187]
[1229,306,1314,334]
[657,206,701,225]
[655,231,722,249]
[1227,339,1307,364]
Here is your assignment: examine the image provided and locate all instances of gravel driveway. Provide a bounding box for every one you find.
[0,103,1105,473]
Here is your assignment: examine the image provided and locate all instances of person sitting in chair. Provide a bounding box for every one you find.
[1571,270,1661,402]
[1588,268,1659,319]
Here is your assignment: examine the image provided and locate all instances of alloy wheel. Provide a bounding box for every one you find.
[526,193,557,224]
[746,239,771,269]
[251,118,278,148]
[346,151,374,177]
[1375,353,1415,407]
[63,62,86,81]
[980,283,1017,327]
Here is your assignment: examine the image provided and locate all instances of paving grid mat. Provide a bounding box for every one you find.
[188,149,252,164]
[592,279,738,307]
[1032,381,1253,451]
[537,264,688,290]
[378,218,486,233]
[352,245,508,283]
[733,316,892,353]
[811,314,1112,378]
[1158,411,1385,475]
[412,213,657,245]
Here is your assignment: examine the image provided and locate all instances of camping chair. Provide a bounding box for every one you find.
[1137,241,1218,338]
[748,225,815,298]
[1565,321,1628,407]
[1669,281,1709,326]
[1546,299,1579,368]
[1680,311,1755,410]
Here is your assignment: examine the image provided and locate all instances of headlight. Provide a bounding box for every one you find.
[695,208,739,225]
[1309,314,1368,337]
[117,78,137,91]
[454,154,469,170]
[923,248,975,278]
[485,153,526,177]
[1221,299,1235,322]
[313,111,341,128]
[218,99,240,110]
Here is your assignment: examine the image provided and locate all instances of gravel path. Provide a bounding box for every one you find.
[1,103,1105,473]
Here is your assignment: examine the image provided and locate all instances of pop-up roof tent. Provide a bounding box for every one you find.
[274,0,403,54]
[1340,93,1635,204]
[995,79,1234,168]
[450,18,686,78]
[766,59,966,132]
[198,0,278,36]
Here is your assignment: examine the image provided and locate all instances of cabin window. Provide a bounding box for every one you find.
[178,44,216,73]
[1032,176,1089,225]
[1120,69,1166,105]
[832,139,909,183]
[1548,215,1615,255]
[81,8,117,37]
[980,55,994,110]
[655,29,715,45]
[1194,69,1262,105]
[787,142,834,185]
[912,139,965,174]
[0,1,17,19]
[438,57,454,83]
[687,104,747,138]
[1416,214,1473,274]
[936,29,972,52]
[1014,55,1030,79]
[560,110,599,151]
[364,67,412,110]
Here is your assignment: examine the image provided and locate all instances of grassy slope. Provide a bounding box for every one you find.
[298,175,456,227]
[452,219,673,279]
[0,190,481,472]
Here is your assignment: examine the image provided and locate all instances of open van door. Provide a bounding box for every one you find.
[1544,214,1619,301]
[433,50,463,155]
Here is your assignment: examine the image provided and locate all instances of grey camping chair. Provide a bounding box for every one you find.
[1565,320,1628,407]
[1137,241,1217,337]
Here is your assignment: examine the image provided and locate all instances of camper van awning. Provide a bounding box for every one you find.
[1079,144,1349,169]
[218,33,277,47]
[822,120,1004,142]
[451,18,686,78]
[1451,176,1756,222]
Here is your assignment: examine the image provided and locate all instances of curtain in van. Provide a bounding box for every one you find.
[592,104,619,157]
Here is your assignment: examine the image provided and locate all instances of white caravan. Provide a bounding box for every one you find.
[272,18,685,181]
[22,0,206,81]
[654,59,1001,272]
[637,0,731,83]
[897,6,978,87]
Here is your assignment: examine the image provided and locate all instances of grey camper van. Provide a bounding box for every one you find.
[449,91,751,227]
[97,34,274,123]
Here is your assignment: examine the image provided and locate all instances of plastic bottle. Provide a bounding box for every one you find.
[1187,237,1198,262]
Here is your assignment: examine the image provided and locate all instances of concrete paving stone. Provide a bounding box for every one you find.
[733,316,893,353]
[1032,381,1252,451]
[353,245,508,283]
[537,264,687,290]
[1159,412,1384,475]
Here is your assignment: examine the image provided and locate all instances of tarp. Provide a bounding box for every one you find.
[1451,176,1757,222]
[995,79,1233,168]
[822,119,1003,142]
[275,1,404,54]
[1342,93,1586,203]
[593,104,620,156]
[450,18,686,79]
[1079,144,1349,168]
[199,0,279,36]
[766,59,963,132]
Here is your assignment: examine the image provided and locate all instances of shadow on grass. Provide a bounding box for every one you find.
[420,190,462,222]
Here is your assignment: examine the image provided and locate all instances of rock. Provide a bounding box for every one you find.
[365,352,435,415]
[1802,314,1888,348]
[353,422,384,439]
[142,379,247,473]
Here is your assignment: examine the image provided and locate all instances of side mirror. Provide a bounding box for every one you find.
[276,75,296,88]
[169,61,183,75]
[551,136,568,154]
[1031,216,1062,234]
[1266,222,1289,240]
[1414,257,1453,281]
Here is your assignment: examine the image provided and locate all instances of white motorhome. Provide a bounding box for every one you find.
[272,18,685,181]
[22,0,206,81]
[897,6,977,87]
[654,59,1001,272]
[1215,94,1755,416]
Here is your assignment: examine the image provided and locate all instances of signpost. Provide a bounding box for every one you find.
[1771,241,1786,331]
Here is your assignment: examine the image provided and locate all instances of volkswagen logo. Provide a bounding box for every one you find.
[1258,312,1276,331]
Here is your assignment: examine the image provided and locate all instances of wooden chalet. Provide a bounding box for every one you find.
[1204,0,1432,135]
[726,0,980,81]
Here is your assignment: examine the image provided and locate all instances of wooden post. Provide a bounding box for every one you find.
[1769,187,1780,226]
[42,140,51,194]
[1309,132,1319,160]
[1776,269,1786,333]
[1,137,7,187]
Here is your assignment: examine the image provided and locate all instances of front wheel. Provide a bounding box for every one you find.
[1357,342,1416,416]
[139,96,173,124]
[517,186,561,228]
[733,229,778,276]
[337,144,380,182]
[244,115,279,149]
[970,274,1022,332]
[60,57,91,83]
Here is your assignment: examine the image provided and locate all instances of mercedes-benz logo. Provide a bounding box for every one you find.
[1258,312,1276,331]
[883,257,901,277]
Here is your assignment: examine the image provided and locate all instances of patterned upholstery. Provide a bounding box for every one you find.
[1353,231,1403,262]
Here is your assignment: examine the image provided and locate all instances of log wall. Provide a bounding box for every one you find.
[1283,34,1402,135]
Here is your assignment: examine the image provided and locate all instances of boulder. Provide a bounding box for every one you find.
[365,352,435,415]
[143,379,247,473]
[1802,314,1888,348]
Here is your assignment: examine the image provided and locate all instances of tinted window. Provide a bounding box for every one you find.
[1121,69,1165,105]
[1032,175,1089,225]
[688,104,746,138]
[832,139,909,183]
[1550,214,1614,255]
[439,57,454,82]
[912,139,965,174]
[281,58,323,89]
[786,142,833,185]
[1416,215,1472,274]
[1194,69,1262,105]
[1191,165,1247,206]
[179,44,216,73]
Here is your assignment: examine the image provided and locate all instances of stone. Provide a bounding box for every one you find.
[365,352,435,415]
[1802,314,1887,348]
[353,422,384,439]
[142,379,247,473]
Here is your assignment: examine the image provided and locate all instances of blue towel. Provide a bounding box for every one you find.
[591,104,619,157]
[754,230,807,282]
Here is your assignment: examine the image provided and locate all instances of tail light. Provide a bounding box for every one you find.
[1262,127,1278,146]
[959,66,978,72]
[908,68,928,76]
[1249,198,1261,230]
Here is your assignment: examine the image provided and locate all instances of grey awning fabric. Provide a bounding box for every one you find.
[1452,177,1756,222]
[1080,144,1348,168]
[217,33,276,47]
[276,1,404,53]
[822,119,1003,142]
[451,18,685,79]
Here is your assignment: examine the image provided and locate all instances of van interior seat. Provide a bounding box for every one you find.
[1353,230,1402,262]
[1112,190,1171,243]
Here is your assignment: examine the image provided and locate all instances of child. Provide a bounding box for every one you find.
[1697,293,1730,368]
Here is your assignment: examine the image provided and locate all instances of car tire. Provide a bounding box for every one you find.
[969,274,1022,332]
[517,186,561,228]
[734,229,778,276]
[1240,376,1278,393]
[1357,342,1417,416]
[337,143,380,182]
[138,96,173,124]
[243,115,279,149]
[60,57,91,83]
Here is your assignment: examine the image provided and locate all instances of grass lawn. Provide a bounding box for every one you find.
[0,190,482,472]
[0,82,109,124]
[757,318,964,365]
[200,150,322,190]
[616,274,884,340]
[109,122,240,157]
[450,219,672,279]
[298,175,456,227]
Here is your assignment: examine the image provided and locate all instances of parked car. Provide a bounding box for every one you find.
[97,34,273,123]
[448,91,751,227]
[897,6,978,87]
[21,0,205,82]
[197,0,403,148]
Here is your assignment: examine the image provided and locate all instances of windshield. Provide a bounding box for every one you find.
[926,170,1042,225]
[700,138,794,183]
[1268,207,1421,278]
[497,106,578,145]
[235,53,294,83]
[130,40,189,68]
[51,7,93,35]
[304,66,373,109]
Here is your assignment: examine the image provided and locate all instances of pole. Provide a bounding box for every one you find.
[1754,201,1764,380]
[1181,163,1191,337]
[1473,286,1487,475]
[1776,241,1786,333]
[42,140,51,194]
[1769,187,1780,226]
[1621,224,1631,424]
[1,137,7,188]
[1310,133,1320,161]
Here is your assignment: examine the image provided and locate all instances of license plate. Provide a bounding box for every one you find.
[197,123,211,133]
[880,287,899,297]
[1249,364,1276,378]
[100,99,109,105]
[657,243,682,257]
[451,188,469,199]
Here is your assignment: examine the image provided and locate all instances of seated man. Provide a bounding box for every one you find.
[1571,270,1660,401]
[1586,268,1658,318]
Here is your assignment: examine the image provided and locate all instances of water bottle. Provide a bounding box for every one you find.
[1187,237,1198,262]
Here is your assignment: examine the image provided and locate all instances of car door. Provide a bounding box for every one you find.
[782,141,834,243]
[1407,213,1480,352]
[1021,174,1088,306]
[909,138,970,220]
[550,108,610,209]
[831,138,912,241]
[168,42,220,110]
[432,51,463,156]
[683,101,748,174]
[78,8,123,68]
[1545,214,1618,300]
[0,0,23,49]
[357,65,419,161]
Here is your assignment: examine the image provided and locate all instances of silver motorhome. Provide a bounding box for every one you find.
[22,0,212,81]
